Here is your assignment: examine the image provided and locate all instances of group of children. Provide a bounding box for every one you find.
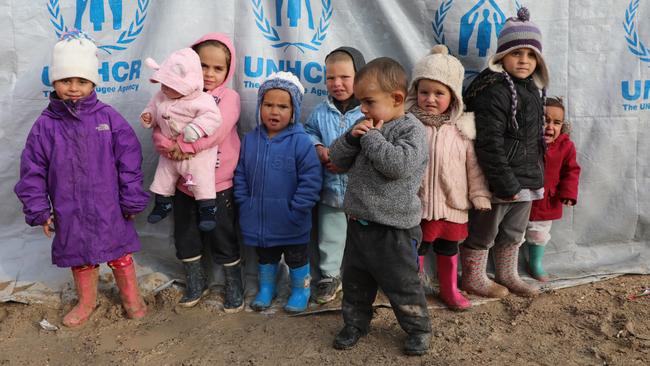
[14,7,580,356]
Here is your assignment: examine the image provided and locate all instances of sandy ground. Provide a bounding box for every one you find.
[0,274,649,365]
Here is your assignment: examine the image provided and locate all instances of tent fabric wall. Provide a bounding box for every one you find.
[1,0,649,303]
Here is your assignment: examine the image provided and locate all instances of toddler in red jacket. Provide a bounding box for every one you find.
[525,97,581,281]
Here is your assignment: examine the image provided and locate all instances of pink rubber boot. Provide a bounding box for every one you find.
[62,265,99,328]
[108,254,147,319]
[436,254,471,310]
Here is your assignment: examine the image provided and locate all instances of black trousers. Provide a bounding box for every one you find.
[341,219,432,335]
[172,188,240,264]
[255,244,308,269]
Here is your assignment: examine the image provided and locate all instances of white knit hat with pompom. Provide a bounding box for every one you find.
[405,44,465,121]
[50,30,100,85]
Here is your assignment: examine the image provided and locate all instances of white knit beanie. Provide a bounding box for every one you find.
[49,30,100,85]
[406,44,465,121]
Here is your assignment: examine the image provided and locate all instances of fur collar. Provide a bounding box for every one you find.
[455,112,476,140]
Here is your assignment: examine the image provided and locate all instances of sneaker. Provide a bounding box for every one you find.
[197,205,217,232]
[314,276,342,304]
[147,196,173,224]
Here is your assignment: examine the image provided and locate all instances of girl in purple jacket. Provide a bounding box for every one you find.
[14,31,149,328]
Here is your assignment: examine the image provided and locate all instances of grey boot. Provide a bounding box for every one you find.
[223,261,244,313]
[179,257,208,307]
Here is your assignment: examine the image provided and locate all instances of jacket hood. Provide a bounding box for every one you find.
[191,33,237,91]
[326,46,366,72]
[146,48,203,97]
[44,90,106,119]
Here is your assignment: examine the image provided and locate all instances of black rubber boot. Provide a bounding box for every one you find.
[179,258,208,307]
[223,261,244,313]
[147,195,173,223]
[197,199,217,232]
[403,332,432,356]
[333,325,367,350]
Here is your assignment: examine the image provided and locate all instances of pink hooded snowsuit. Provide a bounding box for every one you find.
[152,33,241,196]
[142,48,222,200]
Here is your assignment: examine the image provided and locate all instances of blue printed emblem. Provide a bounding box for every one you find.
[251,0,332,53]
[432,0,518,77]
[624,0,650,64]
[48,0,149,54]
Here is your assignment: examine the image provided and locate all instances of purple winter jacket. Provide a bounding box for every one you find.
[14,91,149,268]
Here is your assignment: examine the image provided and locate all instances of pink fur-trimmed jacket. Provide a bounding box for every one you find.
[418,112,491,223]
[152,33,241,195]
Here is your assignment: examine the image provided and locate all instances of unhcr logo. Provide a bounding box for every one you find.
[48,0,149,54]
[621,0,650,111]
[432,0,516,79]
[251,0,333,53]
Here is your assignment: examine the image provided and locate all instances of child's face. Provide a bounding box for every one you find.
[161,84,183,99]
[325,60,355,102]
[197,45,229,91]
[501,47,538,79]
[261,88,293,138]
[53,77,94,102]
[416,79,453,115]
[544,105,564,144]
[355,77,404,124]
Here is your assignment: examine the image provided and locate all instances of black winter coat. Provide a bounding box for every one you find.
[463,69,544,199]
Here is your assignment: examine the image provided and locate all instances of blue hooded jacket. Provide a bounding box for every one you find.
[234,72,322,247]
[304,99,364,208]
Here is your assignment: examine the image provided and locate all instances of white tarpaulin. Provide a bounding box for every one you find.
[1,0,649,303]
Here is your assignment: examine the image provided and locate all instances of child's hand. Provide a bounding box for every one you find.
[351,119,375,137]
[42,216,55,238]
[502,194,520,201]
[315,145,330,164]
[124,213,136,220]
[325,161,343,173]
[140,113,153,128]
[561,199,575,206]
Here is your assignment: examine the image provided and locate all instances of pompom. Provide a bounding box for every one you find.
[517,7,530,21]
[430,44,449,55]
[59,29,95,43]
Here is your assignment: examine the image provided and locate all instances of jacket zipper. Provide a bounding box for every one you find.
[260,140,270,247]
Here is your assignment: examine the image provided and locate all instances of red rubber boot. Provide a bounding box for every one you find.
[436,254,471,310]
[108,254,147,319]
[62,265,99,328]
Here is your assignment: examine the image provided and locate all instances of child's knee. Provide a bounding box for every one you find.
[526,230,549,245]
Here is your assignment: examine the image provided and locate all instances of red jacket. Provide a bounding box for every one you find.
[530,134,581,221]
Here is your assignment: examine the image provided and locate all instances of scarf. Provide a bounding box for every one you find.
[409,105,451,128]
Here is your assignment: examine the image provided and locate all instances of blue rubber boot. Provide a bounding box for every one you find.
[284,263,311,313]
[250,263,278,311]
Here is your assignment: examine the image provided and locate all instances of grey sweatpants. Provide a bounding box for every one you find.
[463,201,532,250]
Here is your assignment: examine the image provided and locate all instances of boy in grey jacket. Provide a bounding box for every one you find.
[329,57,432,356]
